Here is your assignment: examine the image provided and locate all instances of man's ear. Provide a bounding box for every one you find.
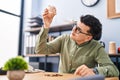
[87,35,93,41]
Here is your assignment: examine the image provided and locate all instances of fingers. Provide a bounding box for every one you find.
[42,5,57,28]
[47,5,56,18]
[74,65,86,75]
[42,8,49,16]
[74,65,95,77]
[42,5,56,19]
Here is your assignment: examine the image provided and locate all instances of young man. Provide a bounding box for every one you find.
[35,6,119,77]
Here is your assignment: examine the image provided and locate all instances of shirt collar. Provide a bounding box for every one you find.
[76,40,92,47]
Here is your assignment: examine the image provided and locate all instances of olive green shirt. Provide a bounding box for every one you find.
[35,27,119,77]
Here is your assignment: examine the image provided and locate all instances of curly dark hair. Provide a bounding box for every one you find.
[80,15,102,40]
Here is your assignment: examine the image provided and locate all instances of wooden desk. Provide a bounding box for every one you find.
[0,72,119,80]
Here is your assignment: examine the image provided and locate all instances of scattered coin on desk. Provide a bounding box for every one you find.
[44,73,63,77]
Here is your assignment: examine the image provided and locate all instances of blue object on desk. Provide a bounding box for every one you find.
[70,74,105,80]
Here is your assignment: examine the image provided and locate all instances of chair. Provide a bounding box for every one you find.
[99,41,105,48]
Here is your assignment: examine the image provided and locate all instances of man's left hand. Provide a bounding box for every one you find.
[74,64,95,77]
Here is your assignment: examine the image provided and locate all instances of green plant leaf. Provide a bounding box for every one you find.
[3,56,28,70]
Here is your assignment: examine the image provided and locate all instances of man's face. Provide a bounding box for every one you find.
[70,21,92,44]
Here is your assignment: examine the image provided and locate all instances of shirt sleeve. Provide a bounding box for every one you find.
[35,27,62,54]
[95,47,119,77]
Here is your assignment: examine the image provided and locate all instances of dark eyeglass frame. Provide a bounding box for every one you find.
[74,25,91,36]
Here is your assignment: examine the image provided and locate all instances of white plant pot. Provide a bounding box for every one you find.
[7,70,25,80]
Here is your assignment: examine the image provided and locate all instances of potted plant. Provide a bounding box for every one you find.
[2,56,28,80]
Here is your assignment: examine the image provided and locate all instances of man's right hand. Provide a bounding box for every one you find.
[42,5,56,28]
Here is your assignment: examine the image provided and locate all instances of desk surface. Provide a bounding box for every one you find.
[0,72,119,80]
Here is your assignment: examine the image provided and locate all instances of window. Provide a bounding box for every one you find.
[0,0,21,67]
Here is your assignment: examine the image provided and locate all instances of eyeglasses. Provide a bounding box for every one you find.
[74,25,91,36]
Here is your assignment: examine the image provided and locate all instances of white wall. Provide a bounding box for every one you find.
[31,0,120,52]
[0,0,20,67]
